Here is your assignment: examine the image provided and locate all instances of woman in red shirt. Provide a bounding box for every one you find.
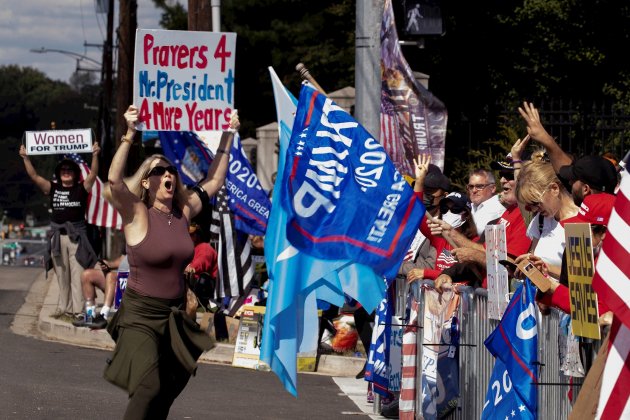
[407,156,478,283]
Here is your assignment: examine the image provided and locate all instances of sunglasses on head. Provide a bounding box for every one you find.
[146,165,178,178]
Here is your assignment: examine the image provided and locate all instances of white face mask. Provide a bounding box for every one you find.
[441,211,465,229]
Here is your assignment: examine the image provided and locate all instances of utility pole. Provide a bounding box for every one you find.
[98,0,115,179]
[355,0,382,139]
[188,0,213,31]
[116,0,138,166]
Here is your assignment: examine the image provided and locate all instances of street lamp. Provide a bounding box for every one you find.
[30,47,101,73]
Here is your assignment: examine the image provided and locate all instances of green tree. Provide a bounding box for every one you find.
[151,0,188,30]
[0,65,100,221]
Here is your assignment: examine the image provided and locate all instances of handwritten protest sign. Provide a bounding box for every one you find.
[24,129,92,155]
[133,29,236,132]
[564,223,600,340]
[485,224,509,320]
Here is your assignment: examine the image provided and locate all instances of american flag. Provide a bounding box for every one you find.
[381,113,412,176]
[210,185,254,311]
[592,172,630,419]
[65,154,122,229]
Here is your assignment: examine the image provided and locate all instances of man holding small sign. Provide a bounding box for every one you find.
[19,139,100,318]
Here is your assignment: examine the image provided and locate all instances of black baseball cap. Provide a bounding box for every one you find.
[490,161,514,180]
[54,159,81,183]
[424,165,451,191]
[439,191,472,214]
[558,155,618,193]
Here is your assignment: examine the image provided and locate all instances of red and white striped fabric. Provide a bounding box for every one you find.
[399,297,420,420]
[592,173,630,419]
[66,154,122,229]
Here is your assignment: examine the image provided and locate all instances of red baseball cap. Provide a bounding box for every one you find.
[563,193,616,226]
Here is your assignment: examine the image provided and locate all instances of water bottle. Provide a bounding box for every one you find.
[85,300,95,323]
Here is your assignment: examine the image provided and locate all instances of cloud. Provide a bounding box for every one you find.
[0,0,164,82]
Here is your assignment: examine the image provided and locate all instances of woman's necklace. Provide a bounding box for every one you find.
[152,206,173,226]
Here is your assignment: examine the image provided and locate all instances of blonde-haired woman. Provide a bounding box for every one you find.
[514,158,578,278]
[104,105,237,419]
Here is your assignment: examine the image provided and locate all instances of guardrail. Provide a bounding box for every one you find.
[402,279,601,419]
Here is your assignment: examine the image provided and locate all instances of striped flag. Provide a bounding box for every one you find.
[381,113,409,175]
[399,297,420,420]
[592,173,630,419]
[64,154,122,229]
[210,185,254,307]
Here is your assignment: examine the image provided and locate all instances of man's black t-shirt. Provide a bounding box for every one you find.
[50,182,88,224]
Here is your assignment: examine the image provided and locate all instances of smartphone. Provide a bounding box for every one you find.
[498,259,517,272]
[515,259,552,292]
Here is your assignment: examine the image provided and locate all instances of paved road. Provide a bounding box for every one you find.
[0,266,375,419]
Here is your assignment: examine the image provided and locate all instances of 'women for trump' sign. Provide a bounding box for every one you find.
[133,29,236,132]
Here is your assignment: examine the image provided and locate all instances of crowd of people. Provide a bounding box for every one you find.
[371,102,624,418]
[20,99,624,418]
[400,102,621,311]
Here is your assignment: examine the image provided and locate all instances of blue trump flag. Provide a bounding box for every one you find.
[261,68,387,396]
[365,285,395,396]
[158,130,270,236]
[481,279,538,420]
[282,84,425,281]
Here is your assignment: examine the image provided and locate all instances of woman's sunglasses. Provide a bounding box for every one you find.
[146,165,178,178]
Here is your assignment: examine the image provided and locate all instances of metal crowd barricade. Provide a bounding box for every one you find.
[404,281,600,420]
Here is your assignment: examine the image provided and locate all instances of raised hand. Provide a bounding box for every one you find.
[510,134,530,162]
[229,110,240,131]
[413,153,431,192]
[517,102,553,146]
[92,142,101,157]
[123,105,139,132]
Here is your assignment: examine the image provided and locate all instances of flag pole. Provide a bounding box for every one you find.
[295,63,327,95]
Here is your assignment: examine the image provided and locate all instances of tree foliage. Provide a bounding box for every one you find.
[0,65,99,221]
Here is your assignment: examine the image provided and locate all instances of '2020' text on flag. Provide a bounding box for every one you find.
[159,130,270,236]
[592,171,630,419]
[482,279,538,420]
[261,68,387,396]
[65,154,121,229]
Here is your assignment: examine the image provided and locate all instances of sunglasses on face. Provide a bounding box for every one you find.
[466,183,494,191]
[146,165,178,178]
[500,172,514,181]
[60,167,73,172]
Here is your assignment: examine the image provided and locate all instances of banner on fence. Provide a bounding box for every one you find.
[133,29,236,132]
[421,288,460,419]
[564,223,600,340]
[485,223,509,320]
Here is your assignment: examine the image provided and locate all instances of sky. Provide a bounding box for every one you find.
[0,0,164,83]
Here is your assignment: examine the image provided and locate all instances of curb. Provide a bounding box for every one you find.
[32,271,366,377]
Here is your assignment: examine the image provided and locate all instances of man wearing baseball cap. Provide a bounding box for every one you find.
[558,155,618,205]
